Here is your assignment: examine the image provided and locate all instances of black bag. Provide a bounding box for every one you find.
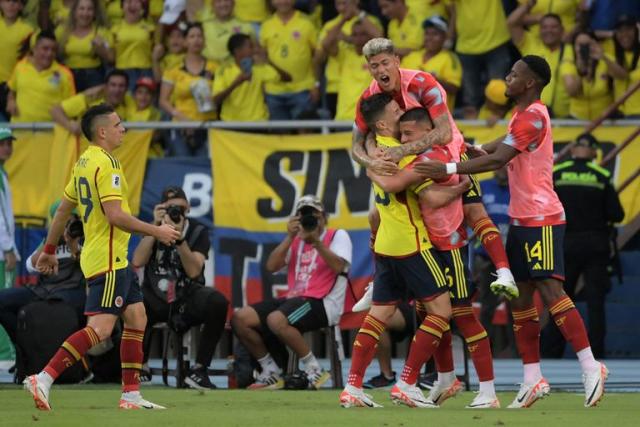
[284,370,310,390]
[15,300,85,384]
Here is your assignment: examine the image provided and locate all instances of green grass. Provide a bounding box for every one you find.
[0,385,637,427]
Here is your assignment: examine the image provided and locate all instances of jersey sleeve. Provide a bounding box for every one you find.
[63,174,78,203]
[96,157,124,203]
[411,72,450,122]
[502,110,545,152]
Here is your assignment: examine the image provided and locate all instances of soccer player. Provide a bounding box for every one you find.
[24,104,181,410]
[414,55,608,408]
[340,93,456,409]
[368,107,499,409]
[351,37,517,298]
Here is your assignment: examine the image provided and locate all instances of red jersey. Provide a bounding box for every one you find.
[502,101,565,226]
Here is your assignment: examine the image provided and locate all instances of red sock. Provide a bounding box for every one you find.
[347,314,386,388]
[401,314,449,385]
[549,296,590,353]
[434,328,453,373]
[44,326,100,379]
[121,328,145,393]
[512,306,540,364]
[453,306,494,381]
[473,218,509,270]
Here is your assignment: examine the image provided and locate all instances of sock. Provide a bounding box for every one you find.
[512,306,541,365]
[473,218,509,270]
[479,380,496,396]
[43,326,100,380]
[36,371,54,389]
[523,362,542,385]
[301,352,321,372]
[549,296,592,356]
[347,314,386,388]
[453,305,494,382]
[257,353,280,375]
[437,370,456,385]
[400,314,449,385]
[121,327,144,393]
[434,328,453,374]
[577,347,600,373]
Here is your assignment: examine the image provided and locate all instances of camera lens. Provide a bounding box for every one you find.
[166,205,185,223]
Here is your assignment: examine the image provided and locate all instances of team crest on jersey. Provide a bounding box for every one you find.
[115,296,123,308]
[49,71,61,87]
[112,174,121,189]
[292,30,301,40]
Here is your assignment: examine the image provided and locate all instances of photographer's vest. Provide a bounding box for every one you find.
[287,229,338,300]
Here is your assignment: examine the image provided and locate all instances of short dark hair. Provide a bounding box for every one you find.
[80,104,115,141]
[540,13,562,26]
[161,186,187,203]
[360,93,394,129]
[227,33,251,55]
[521,55,551,87]
[182,21,203,37]
[105,68,129,86]
[399,108,433,126]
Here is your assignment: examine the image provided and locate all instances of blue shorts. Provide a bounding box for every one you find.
[506,224,565,283]
[437,246,476,304]
[85,267,143,316]
[372,249,448,304]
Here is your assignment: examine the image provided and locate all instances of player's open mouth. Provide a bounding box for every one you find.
[379,75,390,85]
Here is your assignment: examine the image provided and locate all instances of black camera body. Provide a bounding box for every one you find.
[166,205,185,223]
[299,206,319,231]
[66,215,84,239]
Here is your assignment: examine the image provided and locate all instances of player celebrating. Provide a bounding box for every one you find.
[24,104,181,410]
[415,55,608,408]
[352,37,517,298]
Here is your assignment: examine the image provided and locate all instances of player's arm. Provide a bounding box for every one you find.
[420,176,471,209]
[366,167,422,193]
[36,198,75,275]
[102,200,180,245]
[385,114,452,163]
[351,125,398,175]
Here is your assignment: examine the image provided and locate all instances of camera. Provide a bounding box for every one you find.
[166,205,185,223]
[66,215,84,239]
[299,206,319,231]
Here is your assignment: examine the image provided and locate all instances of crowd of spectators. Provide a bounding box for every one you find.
[1,0,640,155]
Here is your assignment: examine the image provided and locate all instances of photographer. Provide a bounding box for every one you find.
[232,195,353,390]
[132,186,228,390]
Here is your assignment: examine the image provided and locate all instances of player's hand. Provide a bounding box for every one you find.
[36,252,59,276]
[287,216,301,237]
[456,174,472,191]
[381,146,405,163]
[154,223,181,246]
[153,203,166,225]
[465,143,488,158]
[413,159,448,180]
[3,251,16,271]
[369,158,398,176]
[372,146,386,159]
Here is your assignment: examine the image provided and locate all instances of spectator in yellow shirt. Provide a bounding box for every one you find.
[611,15,640,117]
[213,33,285,121]
[445,0,512,118]
[561,30,624,120]
[400,15,462,112]
[56,0,114,92]
[130,76,164,158]
[7,30,76,122]
[197,0,254,63]
[151,23,185,82]
[234,0,270,28]
[406,0,448,22]
[508,4,573,117]
[260,0,319,120]
[111,0,155,91]
[477,79,513,126]
[378,0,423,57]
[159,23,216,156]
[0,0,34,120]
[49,0,73,28]
[515,0,584,42]
[103,0,123,25]
[316,0,382,118]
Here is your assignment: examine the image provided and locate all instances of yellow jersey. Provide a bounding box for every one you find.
[49,0,70,28]
[518,0,581,34]
[373,135,432,257]
[401,49,462,111]
[234,0,270,23]
[260,11,318,94]
[60,92,134,120]
[213,62,279,121]
[0,17,34,83]
[614,51,640,116]
[162,61,218,121]
[388,10,424,52]
[516,31,573,118]
[560,59,613,120]
[335,44,370,120]
[446,0,510,54]
[197,7,255,62]
[63,145,131,277]
[161,53,185,74]
[406,0,448,21]
[111,19,154,69]
[55,25,114,69]
[104,0,123,26]
[318,14,383,93]
[8,59,75,122]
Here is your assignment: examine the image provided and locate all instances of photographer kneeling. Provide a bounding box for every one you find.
[232,195,353,390]
[133,187,228,390]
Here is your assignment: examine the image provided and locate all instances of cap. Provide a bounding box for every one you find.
[295,195,324,213]
[484,79,509,106]
[135,76,157,92]
[159,0,186,25]
[161,186,187,203]
[615,14,637,29]
[575,133,599,148]
[0,128,16,142]
[422,15,448,33]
